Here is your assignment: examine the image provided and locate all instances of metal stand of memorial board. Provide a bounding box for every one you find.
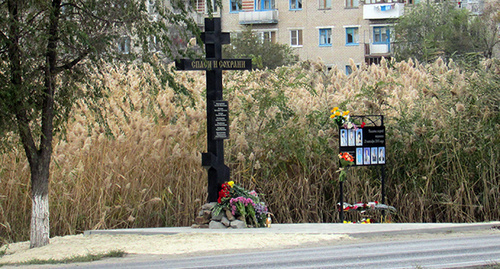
[338,115,386,223]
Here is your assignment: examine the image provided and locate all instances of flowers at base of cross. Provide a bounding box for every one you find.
[217,181,232,203]
[212,181,269,228]
[337,152,354,182]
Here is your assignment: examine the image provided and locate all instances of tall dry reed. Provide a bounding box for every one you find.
[1,58,498,243]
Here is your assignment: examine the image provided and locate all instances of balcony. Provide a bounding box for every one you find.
[365,42,394,64]
[363,3,404,19]
[364,42,393,55]
[239,10,278,25]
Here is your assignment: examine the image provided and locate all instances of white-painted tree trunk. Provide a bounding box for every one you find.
[30,192,50,248]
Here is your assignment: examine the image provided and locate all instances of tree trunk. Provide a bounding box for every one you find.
[27,0,62,248]
[30,167,50,248]
[6,0,50,248]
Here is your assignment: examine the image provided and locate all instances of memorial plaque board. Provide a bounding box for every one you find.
[213,101,229,140]
[339,123,386,166]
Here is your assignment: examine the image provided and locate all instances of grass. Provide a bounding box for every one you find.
[0,250,125,267]
[0,57,498,243]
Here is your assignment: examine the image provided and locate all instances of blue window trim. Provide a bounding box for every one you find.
[229,0,241,13]
[255,0,275,11]
[373,26,390,44]
[289,0,302,10]
[345,27,359,46]
[319,28,332,47]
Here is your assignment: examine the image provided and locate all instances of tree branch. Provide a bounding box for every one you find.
[55,51,89,73]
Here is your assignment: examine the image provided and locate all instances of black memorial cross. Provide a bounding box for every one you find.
[176,18,251,203]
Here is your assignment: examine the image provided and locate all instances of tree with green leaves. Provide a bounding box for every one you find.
[393,1,500,63]
[223,26,298,69]
[0,0,199,248]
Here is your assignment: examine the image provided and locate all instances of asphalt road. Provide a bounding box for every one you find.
[26,232,500,269]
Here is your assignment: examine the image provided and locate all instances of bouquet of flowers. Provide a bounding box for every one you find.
[212,181,269,228]
[338,152,354,182]
[330,107,365,129]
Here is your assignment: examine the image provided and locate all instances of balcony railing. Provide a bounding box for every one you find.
[239,10,278,25]
[364,42,394,55]
[363,3,404,19]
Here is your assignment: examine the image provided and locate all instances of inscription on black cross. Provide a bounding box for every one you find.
[176,18,252,203]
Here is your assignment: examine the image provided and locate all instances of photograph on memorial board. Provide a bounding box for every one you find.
[348,129,355,146]
[364,148,371,165]
[340,129,347,147]
[356,129,363,146]
[378,147,386,164]
[371,147,378,164]
[356,148,363,165]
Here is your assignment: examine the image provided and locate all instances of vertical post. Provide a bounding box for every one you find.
[381,165,386,222]
[204,18,230,203]
[339,180,344,223]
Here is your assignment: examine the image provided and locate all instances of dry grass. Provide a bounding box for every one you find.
[0,58,498,243]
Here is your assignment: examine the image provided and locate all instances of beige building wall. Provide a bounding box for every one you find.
[218,0,372,70]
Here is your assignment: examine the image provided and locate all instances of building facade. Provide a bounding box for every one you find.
[189,0,491,72]
[193,0,407,72]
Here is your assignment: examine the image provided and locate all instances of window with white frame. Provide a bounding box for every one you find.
[345,0,359,8]
[205,0,218,14]
[258,31,277,43]
[319,0,331,9]
[147,0,156,14]
[230,0,242,12]
[148,35,159,52]
[319,28,332,46]
[345,27,359,45]
[118,35,131,54]
[290,0,302,10]
[290,29,303,46]
[256,0,275,10]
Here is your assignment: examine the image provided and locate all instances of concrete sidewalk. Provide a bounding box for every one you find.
[84,221,500,237]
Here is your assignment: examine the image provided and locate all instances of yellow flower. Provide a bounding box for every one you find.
[335,111,341,116]
[330,114,335,118]
[331,107,339,113]
[343,110,350,116]
[228,181,234,187]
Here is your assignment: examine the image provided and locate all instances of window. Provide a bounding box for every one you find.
[118,36,131,54]
[258,31,277,43]
[230,0,242,12]
[205,0,218,14]
[256,0,275,10]
[319,28,332,46]
[373,26,389,44]
[290,30,303,46]
[345,64,359,75]
[319,0,331,9]
[290,0,302,10]
[346,27,359,45]
[147,0,156,14]
[345,0,359,8]
[148,35,159,52]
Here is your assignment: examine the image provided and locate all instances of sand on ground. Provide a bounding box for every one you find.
[0,233,350,265]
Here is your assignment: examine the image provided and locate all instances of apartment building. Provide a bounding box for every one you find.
[190,0,492,72]
[193,0,406,72]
